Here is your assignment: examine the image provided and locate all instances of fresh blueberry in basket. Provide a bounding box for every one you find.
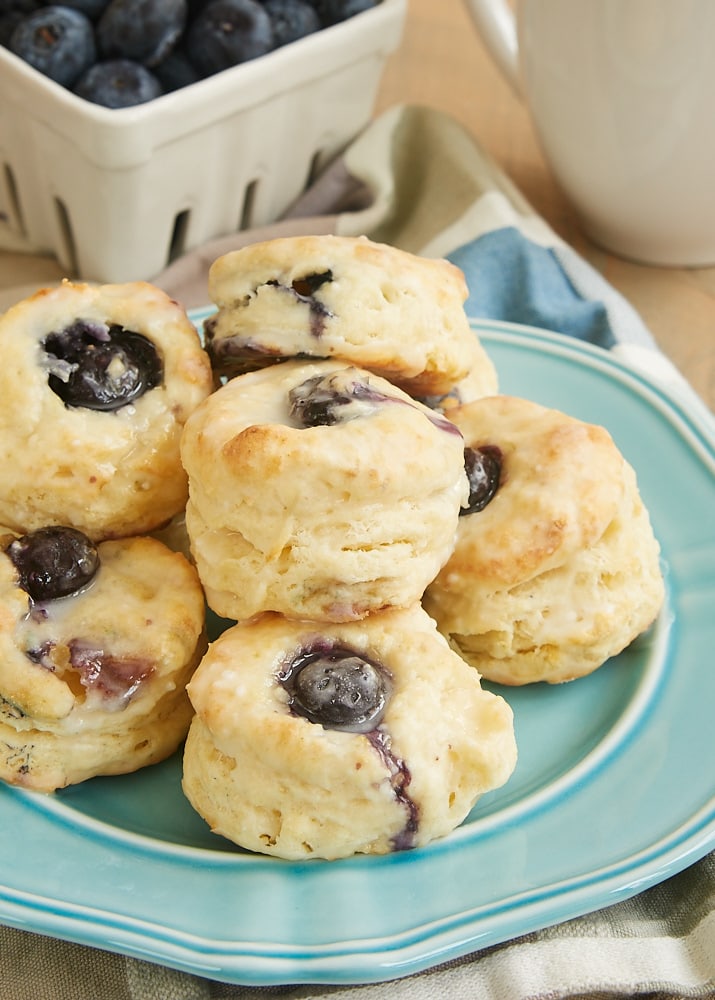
[3,0,383,104]
[59,0,111,19]
[0,0,41,46]
[312,0,377,26]
[185,0,273,76]
[96,0,187,67]
[152,44,199,91]
[0,14,22,44]
[73,57,162,106]
[263,0,319,46]
[9,4,96,86]
[0,0,44,15]
[5,526,99,603]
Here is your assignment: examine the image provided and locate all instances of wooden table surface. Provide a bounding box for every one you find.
[1,0,713,409]
[376,0,715,409]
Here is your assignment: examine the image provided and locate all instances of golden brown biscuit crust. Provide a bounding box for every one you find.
[424,396,665,684]
[440,395,627,587]
[205,234,496,396]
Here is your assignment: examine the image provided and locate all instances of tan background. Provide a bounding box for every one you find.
[374,0,715,409]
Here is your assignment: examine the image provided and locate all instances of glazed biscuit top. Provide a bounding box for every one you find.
[0,280,212,432]
[204,234,483,394]
[443,395,628,587]
[0,528,206,732]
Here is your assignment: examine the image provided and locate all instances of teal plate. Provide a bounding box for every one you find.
[1,320,714,986]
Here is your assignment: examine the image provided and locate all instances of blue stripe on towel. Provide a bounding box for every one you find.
[448,228,616,349]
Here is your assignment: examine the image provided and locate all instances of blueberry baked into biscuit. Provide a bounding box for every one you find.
[423,395,665,684]
[180,358,469,622]
[203,234,498,400]
[182,605,517,860]
[0,280,213,541]
[0,524,207,791]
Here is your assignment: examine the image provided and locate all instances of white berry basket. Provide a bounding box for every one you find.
[0,0,405,283]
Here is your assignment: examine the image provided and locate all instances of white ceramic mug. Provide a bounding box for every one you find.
[462,0,715,266]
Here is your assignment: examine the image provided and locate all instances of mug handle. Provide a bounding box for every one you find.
[462,0,522,96]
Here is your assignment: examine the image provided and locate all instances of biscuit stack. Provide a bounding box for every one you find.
[180,235,518,860]
[0,280,213,791]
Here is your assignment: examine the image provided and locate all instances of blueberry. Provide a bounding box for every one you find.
[9,5,96,87]
[263,0,319,47]
[263,269,333,337]
[312,0,377,27]
[0,0,43,14]
[341,0,378,15]
[184,0,207,17]
[281,645,391,733]
[461,444,502,515]
[60,0,112,19]
[6,526,99,602]
[42,319,163,410]
[185,0,273,76]
[96,0,187,67]
[288,372,351,426]
[153,44,200,91]
[285,269,333,299]
[73,58,162,106]
[0,12,24,45]
[288,369,385,427]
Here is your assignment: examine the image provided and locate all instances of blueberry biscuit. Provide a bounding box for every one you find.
[203,234,497,398]
[182,605,517,860]
[0,524,207,791]
[180,358,469,622]
[0,280,213,541]
[423,396,665,684]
